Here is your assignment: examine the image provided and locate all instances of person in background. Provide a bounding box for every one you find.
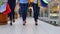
[8,0,16,25]
[18,0,28,26]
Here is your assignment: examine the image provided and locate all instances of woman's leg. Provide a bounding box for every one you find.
[9,6,15,26]
[33,3,39,26]
[20,3,28,25]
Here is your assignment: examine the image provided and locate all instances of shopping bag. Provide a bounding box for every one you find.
[0,3,11,25]
[3,3,11,15]
[14,4,20,19]
[14,3,20,12]
[0,14,8,25]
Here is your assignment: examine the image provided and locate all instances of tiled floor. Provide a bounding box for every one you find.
[0,17,60,34]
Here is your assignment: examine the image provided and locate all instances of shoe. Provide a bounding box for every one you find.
[13,19,15,23]
[10,23,12,26]
[35,22,38,26]
[23,23,25,26]
[35,23,38,26]
[23,21,26,26]
[25,21,26,23]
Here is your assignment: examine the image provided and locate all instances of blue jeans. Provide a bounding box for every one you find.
[20,3,28,21]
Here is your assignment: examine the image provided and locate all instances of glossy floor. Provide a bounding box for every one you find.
[0,17,60,34]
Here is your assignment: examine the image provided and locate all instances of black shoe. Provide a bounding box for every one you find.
[23,23,25,26]
[25,21,26,23]
[35,22,38,26]
[23,21,26,26]
[10,23,12,26]
[13,20,15,22]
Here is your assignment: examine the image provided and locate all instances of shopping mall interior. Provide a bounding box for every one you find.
[0,0,60,34]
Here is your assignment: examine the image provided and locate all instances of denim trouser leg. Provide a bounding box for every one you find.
[33,3,40,22]
[20,3,28,21]
[9,5,15,21]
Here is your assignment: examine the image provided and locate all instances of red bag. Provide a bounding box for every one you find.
[3,3,11,15]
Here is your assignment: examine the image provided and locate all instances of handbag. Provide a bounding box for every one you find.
[3,3,11,15]
[14,3,20,19]
[14,3,20,12]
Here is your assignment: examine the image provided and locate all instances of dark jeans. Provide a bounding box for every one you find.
[20,3,28,21]
[33,3,40,22]
[8,5,15,21]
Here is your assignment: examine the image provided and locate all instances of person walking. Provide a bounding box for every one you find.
[8,0,16,25]
[18,0,28,26]
[33,0,40,26]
